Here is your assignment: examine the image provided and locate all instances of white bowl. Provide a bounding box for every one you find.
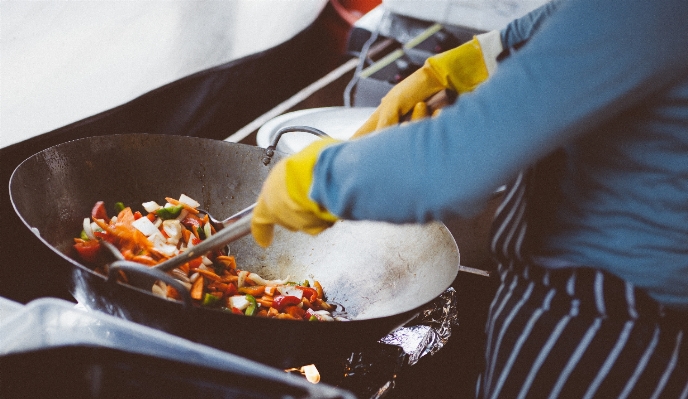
[256,106,375,153]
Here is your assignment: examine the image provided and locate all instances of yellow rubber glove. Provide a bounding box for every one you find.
[352,30,503,138]
[251,139,340,248]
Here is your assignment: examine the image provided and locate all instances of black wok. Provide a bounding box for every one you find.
[9,133,459,367]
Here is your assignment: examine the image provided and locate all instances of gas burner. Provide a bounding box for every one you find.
[285,288,458,398]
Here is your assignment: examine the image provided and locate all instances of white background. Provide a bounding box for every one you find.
[1,0,327,148]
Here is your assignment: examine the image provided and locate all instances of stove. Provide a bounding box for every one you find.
[285,288,459,398]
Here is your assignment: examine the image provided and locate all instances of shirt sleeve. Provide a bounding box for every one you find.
[311,0,688,224]
[500,0,563,50]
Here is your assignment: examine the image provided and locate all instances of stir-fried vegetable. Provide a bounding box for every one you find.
[73,194,346,321]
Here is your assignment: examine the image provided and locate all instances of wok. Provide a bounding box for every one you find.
[9,133,459,367]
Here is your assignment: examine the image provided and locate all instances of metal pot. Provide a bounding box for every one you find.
[9,133,459,367]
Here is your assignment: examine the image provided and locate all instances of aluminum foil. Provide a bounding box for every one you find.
[339,287,459,398]
[379,287,458,365]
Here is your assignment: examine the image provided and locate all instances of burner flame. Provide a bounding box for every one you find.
[284,364,321,384]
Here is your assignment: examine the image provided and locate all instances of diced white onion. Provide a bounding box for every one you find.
[82,218,94,240]
[237,270,249,288]
[277,285,303,299]
[132,216,158,236]
[228,295,249,310]
[162,220,182,245]
[156,243,178,257]
[201,255,213,266]
[247,273,267,286]
[308,309,334,322]
[152,282,166,298]
[142,201,161,213]
[153,217,162,228]
[248,273,290,287]
[149,232,177,256]
[175,209,189,222]
[90,222,102,235]
[148,232,166,247]
[110,216,117,223]
[178,194,200,209]
[172,269,190,283]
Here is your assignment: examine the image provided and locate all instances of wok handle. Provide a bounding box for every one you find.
[107,260,194,308]
[262,125,331,165]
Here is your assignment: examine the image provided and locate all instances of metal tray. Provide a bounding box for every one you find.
[0,298,354,399]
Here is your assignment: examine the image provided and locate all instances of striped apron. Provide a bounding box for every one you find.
[478,170,688,399]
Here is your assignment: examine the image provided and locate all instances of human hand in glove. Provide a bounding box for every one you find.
[352,30,503,138]
[251,139,341,247]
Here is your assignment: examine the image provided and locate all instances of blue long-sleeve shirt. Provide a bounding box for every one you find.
[311,0,688,308]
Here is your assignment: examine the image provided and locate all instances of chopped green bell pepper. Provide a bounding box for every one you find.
[201,293,221,307]
[244,294,257,316]
[113,201,126,214]
[156,204,184,220]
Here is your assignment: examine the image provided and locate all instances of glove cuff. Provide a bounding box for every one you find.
[426,36,488,93]
[285,139,340,223]
[475,30,504,75]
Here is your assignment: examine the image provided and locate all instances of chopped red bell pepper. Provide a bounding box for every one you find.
[272,295,301,312]
[186,257,203,270]
[224,282,238,297]
[73,239,101,263]
[91,201,109,222]
[133,211,143,220]
[231,307,244,315]
[299,287,318,302]
[181,214,203,230]
[93,230,111,241]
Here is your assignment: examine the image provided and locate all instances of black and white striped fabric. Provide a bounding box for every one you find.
[479,171,688,398]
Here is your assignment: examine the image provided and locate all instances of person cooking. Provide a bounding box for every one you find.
[251,0,688,397]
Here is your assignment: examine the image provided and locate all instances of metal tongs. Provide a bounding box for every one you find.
[104,125,331,306]
[104,204,255,305]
